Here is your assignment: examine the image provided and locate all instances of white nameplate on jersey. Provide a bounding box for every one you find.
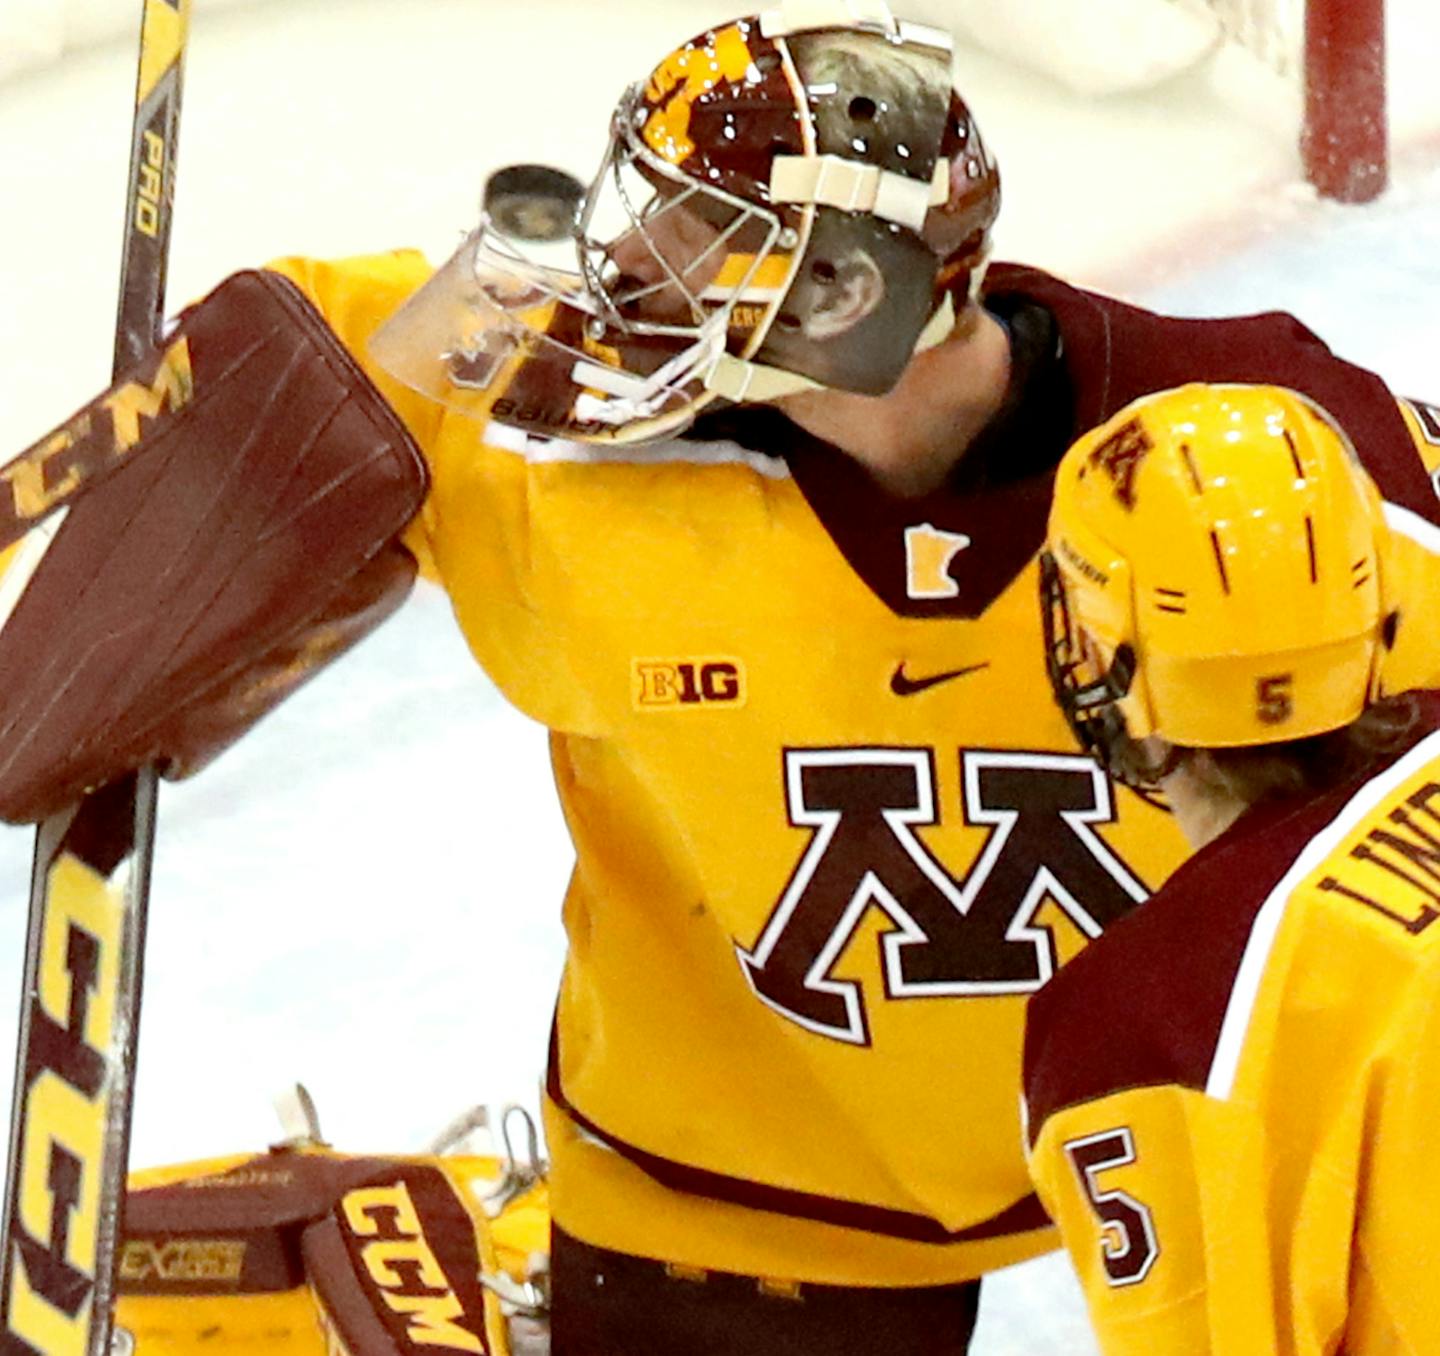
[633,658,747,711]
[904,523,971,600]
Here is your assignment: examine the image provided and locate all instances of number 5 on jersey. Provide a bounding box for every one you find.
[1064,1127,1160,1287]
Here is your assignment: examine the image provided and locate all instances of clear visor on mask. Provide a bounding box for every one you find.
[369,91,790,442]
[368,226,712,439]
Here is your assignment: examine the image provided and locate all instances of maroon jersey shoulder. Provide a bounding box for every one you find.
[1023,694,1440,1141]
[988,263,1436,523]
[786,266,1428,622]
[1022,790,1339,1141]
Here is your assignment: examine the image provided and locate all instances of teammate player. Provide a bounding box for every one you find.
[1026,382,1440,1353]
[7,3,1440,1352]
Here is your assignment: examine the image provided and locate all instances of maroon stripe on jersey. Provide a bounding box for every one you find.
[546,1032,1051,1245]
[1022,789,1349,1144]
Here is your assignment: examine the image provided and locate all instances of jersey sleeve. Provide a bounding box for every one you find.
[1024,861,1440,1356]
[1027,1079,1292,1354]
[263,251,609,736]
[1348,954,1440,1343]
[1019,835,1353,1356]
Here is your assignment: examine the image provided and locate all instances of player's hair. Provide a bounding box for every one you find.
[1180,693,1423,808]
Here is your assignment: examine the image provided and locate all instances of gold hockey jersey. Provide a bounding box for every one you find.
[263,248,1440,1286]
[1025,698,1440,1355]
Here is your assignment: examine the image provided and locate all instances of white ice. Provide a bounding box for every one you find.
[0,2,1438,1351]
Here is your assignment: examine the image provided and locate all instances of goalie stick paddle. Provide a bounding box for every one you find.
[0,3,191,1354]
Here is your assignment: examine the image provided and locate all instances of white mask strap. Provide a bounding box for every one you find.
[770,156,950,232]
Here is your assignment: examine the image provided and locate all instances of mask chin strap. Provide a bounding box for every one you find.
[573,318,731,423]
[912,291,960,352]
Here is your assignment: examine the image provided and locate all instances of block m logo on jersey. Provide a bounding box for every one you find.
[1404,397,1440,447]
[736,749,1149,1044]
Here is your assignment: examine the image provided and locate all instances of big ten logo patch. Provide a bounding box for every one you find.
[338,1180,485,1354]
[634,658,746,710]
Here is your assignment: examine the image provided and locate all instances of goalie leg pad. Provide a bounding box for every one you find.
[118,1147,532,1356]
[0,270,429,822]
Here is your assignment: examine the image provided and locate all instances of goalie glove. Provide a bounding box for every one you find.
[0,269,429,823]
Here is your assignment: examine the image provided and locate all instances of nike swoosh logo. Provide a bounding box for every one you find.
[890,661,990,696]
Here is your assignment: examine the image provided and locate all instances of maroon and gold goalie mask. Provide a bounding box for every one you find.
[370,0,1001,444]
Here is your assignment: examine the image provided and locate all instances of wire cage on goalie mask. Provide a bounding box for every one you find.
[1041,383,1397,792]
[369,0,1001,444]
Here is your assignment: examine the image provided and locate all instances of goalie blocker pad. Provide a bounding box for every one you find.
[0,270,429,824]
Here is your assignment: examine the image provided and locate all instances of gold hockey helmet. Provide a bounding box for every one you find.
[1040,383,1396,785]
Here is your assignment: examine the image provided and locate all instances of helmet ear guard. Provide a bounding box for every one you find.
[1039,547,1178,799]
[1038,510,1166,796]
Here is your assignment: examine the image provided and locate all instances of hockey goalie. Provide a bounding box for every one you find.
[7,5,1440,1356]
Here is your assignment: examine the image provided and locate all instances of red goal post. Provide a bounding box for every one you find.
[1211,0,1387,201]
[902,0,1389,204]
[2,0,1390,203]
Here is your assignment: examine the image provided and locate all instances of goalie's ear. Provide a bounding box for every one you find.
[0,270,428,824]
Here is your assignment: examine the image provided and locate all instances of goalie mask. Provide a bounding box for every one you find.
[370,0,1000,443]
[1040,383,1396,791]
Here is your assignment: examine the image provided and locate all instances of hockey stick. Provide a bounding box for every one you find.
[0,4,191,1354]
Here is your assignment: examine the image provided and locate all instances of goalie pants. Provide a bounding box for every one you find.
[549,1225,982,1355]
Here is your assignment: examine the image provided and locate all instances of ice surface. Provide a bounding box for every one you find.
[0,2,1437,1350]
